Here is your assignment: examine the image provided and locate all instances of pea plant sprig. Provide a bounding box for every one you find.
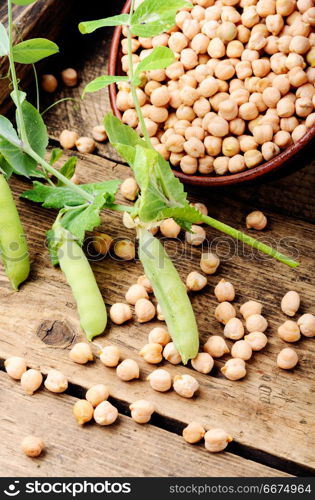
[79,0,299,362]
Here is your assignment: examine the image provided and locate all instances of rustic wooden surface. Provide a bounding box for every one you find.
[0,0,314,479]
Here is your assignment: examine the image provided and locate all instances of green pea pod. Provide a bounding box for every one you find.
[58,234,107,341]
[138,228,199,364]
[0,174,30,290]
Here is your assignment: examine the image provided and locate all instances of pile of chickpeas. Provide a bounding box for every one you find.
[117,0,315,176]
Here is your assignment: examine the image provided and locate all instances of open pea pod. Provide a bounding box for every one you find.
[138,228,199,364]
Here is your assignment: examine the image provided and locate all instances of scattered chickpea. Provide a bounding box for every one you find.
[120,177,139,201]
[116,359,140,381]
[44,369,68,393]
[191,352,214,374]
[281,291,301,316]
[204,428,233,453]
[21,435,45,458]
[186,271,207,291]
[185,225,206,245]
[130,400,155,424]
[86,384,109,407]
[4,356,27,380]
[240,300,262,319]
[75,137,96,154]
[125,284,148,305]
[215,302,237,325]
[156,303,165,321]
[140,343,163,364]
[21,369,43,395]
[73,399,94,425]
[147,369,172,392]
[246,210,268,230]
[94,401,118,425]
[214,279,235,302]
[221,358,247,380]
[110,303,132,325]
[114,240,135,260]
[93,232,113,255]
[163,342,182,364]
[148,327,171,346]
[297,313,315,337]
[203,335,230,358]
[231,340,253,360]
[173,374,199,398]
[279,316,302,342]
[244,331,268,351]
[41,74,58,93]
[69,342,93,364]
[276,347,299,370]
[61,68,78,87]
[137,274,153,293]
[183,422,206,444]
[59,130,79,150]
[160,218,181,238]
[246,314,268,333]
[200,252,220,274]
[100,345,120,367]
[92,125,107,142]
[135,298,156,323]
[224,317,245,340]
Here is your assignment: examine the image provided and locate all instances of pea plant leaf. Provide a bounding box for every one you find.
[57,156,77,186]
[78,14,129,34]
[19,100,48,158]
[133,47,174,85]
[0,23,9,57]
[131,0,191,37]
[10,89,27,107]
[12,38,59,64]
[49,148,63,165]
[13,0,38,5]
[83,75,129,97]
[104,112,147,165]
[21,179,120,209]
[0,154,13,179]
[0,115,22,147]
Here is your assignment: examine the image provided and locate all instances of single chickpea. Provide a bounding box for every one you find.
[215,60,235,80]
[147,369,172,392]
[306,113,315,128]
[277,347,299,370]
[182,19,201,40]
[73,400,94,425]
[230,88,250,106]
[261,87,280,110]
[239,135,258,152]
[239,102,259,120]
[289,67,308,87]
[59,130,79,150]
[186,271,207,291]
[125,284,148,306]
[203,335,230,358]
[224,317,245,340]
[261,142,280,161]
[110,303,132,325]
[21,436,45,458]
[237,24,251,43]
[173,374,199,398]
[216,21,237,42]
[130,400,155,424]
[75,137,96,154]
[69,342,93,364]
[122,108,139,128]
[191,33,211,54]
[160,218,181,238]
[221,358,247,380]
[240,301,263,320]
[183,422,206,444]
[222,137,240,157]
[266,14,284,35]
[169,32,189,52]
[244,331,267,351]
[214,279,235,302]
[41,74,58,93]
[297,313,315,337]
[208,116,229,137]
[208,37,226,58]
[100,345,120,367]
[140,343,163,364]
[163,342,182,364]
[93,232,113,256]
[210,92,230,112]
[116,359,139,381]
[200,252,220,274]
[244,149,263,168]
[280,116,299,132]
[246,210,268,230]
[148,327,170,346]
[218,99,238,121]
[180,48,199,70]
[44,369,68,393]
[94,401,118,425]
[241,6,260,28]
[180,86,199,106]
[135,298,156,323]
[228,154,246,173]
[274,130,292,148]
[204,428,233,452]
[165,134,185,154]
[204,136,222,156]
[185,225,206,246]
[246,314,268,333]
[120,177,139,201]
[180,155,198,174]
[226,40,244,58]
[61,68,78,87]
[114,240,135,261]
[231,340,253,360]
[229,119,246,137]
[191,352,214,374]
[281,291,301,317]
[4,356,26,380]
[92,124,107,142]
[278,320,301,342]
[290,35,311,54]
[21,369,43,395]
[273,75,290,96]
[257,0,276,17]
[215,302,237,325]
[296,97,313,117]
[184,137,205,158]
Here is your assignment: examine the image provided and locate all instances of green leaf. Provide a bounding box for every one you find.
[134,47,174,84]
[79,14,129,34]
[19,100,48,158]
[13,0,37,5]
[104,112,147,165]
[21,179,120,209]
[46,228,59,266]
[0,22,9,56]
[57,157,77,186]
[0,115,22,146]
[131,0,190,37]
[12,38,59,64]
[10,89,27,107]
[0,137,37,177]
[49,148,63,165]
[157,206,202,230]
[0,154,13,179]
[83,75,128,97]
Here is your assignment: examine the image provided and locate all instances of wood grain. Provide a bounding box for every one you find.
[0,151,314,472]
[0,371,290,477]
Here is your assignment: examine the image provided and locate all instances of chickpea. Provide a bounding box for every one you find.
[215,302,237,324]
[204,335,230,358]
[41,74,58,93]
[257,0,276,17]
[237,24,251,43]
[119,177,139,202]
[239,135,258,152]
[227,40,244,58]
[230,88,250,106]
[116,359,140,381]
[191,352,214,373]
[289,67,308,87]
[306,113,315,127]
[208,116,229,137]
[114,239,135,261]
[229,119,246,137]
[100,345,120,367]
[204,428,233,452]
[208,37,226,58]
[273,75,290,96]
[222,137,240,157]
[140,343,163,364]
[21,435,45,458]
[59,130,79,150]
[266,14,284,35]
[191,33,211,54]
[182,19,201,40]
[241,6,260,28]
[221,357,247,380]
[248,32,267,51]
[61,68,78,87]
[130,400,155,424]
[21,369,43,395]
[69,342,93,364]
[246,314,268,333]
[147,368,172,392]
[185,225,206,246]
[183,422,206,444]
[281,291,301,317]
[295,97,313,118]
[244,331,268,351]
[277,347,299,370]
[280,116,299,132]
[110,303,132,325]
[169,32,189,52]
[210,92,230,111]
[180,86,199,106]
[224,317,245,340]
[44,369,68,393]
[215,60,235,80]
[246,210,268,230]
[297,313,315,337]
[200,252,220,274]
[166,61,185,80]
[173,374,199,398]
[124,284,148,306]
[264,35,279,54]
[163,342,182,364]
[93,232,113,256]
[290,35,311,54]
[176,10,192,29]
[214,278,235,302]
[92,125,107,143]
[231,340,253,360]
[4,356,27,380]
[148,327,171,346]
[218,99,238,121]
[185,271,207,291]
[75,137,96,154]
[94,401,118,425]
[73,400,94,425]
[261,141,280,161]
[278,320,301,342]
[228,154,246,173]
[160,218,181,238]
[216,21,237,42]
[135,298,156,323]
[204,136,222,156]
[239,102,259,121]
[240,302,262,322]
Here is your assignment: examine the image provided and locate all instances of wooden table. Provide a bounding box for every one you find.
[0,0,314,478]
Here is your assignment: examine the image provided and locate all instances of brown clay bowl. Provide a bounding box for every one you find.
[108,0,315,186]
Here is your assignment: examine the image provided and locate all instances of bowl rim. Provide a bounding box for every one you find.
[108,0,315,187]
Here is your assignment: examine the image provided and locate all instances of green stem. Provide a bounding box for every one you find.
[32,63,40,112]
[127,0,152,146]
[200,214,299,268]
[106,203,134,213]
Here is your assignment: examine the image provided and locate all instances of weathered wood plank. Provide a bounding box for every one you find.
[0,371,289,477]
[0,152,314,471]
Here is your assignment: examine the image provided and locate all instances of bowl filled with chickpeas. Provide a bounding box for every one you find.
[109,0,315,186]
